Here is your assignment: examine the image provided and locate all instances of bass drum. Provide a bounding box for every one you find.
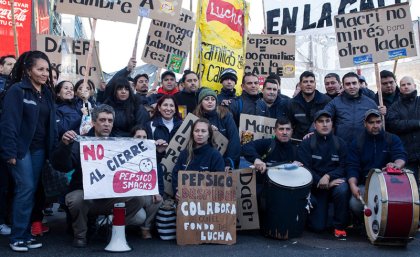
[263,164,312,239]
[364,168,419,246]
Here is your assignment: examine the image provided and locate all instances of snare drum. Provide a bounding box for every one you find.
[364,168,419,246]
[263,164,312,239]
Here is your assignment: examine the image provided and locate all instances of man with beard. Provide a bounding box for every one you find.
[387,76,420,185]
[261,79,289,120]
[323,72,385,144]
[376,70,400,108]
[288,71,331,141]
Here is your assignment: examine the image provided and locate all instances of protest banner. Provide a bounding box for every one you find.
[234,168,259,230]
[239,114,276,145]
[176,170,237,245]
[245,34,296,79]
[142,8,195,73]
[139,0,182,23]
[193,0,250,94]
[161,113,228,196]
[79,138,159,200]
[56,0,141,24]
[37,34,102,86]
[0,0,32,56]
[334,3,416,68]
[264,0,408,35]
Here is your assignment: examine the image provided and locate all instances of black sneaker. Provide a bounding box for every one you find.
[26,238,42,249]
[9,241,28,252]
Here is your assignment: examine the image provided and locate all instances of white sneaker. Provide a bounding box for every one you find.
[26,238,42,249]
[9,241,28,252]
[0,224,11,235]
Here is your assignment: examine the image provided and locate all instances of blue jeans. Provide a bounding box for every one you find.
[308,182,350,232]
[9,149,45,243]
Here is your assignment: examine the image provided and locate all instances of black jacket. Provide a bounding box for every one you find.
[174,90,200,114]
[375,87,400,108]
[0,77,57,160]
[145,116,182,162]
[288,91,331,140]
[387,90,420,162]
[228,92,269,126]
[202,109,240,167]
[297,133,347,187]
[172,143,225,194]
[267,95,289,120]
[217,88,236,103]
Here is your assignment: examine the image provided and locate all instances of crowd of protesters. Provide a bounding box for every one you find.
[0,51,418,251]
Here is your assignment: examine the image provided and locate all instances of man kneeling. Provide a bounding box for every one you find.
[297,110,350,239]
[51,104,147,247]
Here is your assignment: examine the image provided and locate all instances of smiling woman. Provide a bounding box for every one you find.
[0,51,57,252]
[171,118,225,196]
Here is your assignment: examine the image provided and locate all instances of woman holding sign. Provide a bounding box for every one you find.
[193,88,240,171]
[145,95,182,163]
[172,118,225,196]
[0,51,57,251]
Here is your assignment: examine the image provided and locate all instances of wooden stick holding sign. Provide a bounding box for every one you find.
[88,18,104,82]
[374,63,385,129]
[10,0,19,57]
[83,18,97,85]
[392,60,398,75]
[132,17,144,59]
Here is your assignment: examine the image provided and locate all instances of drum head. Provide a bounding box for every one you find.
[365,170,386,242]
[267,164,312,188]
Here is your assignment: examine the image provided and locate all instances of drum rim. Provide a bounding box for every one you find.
[364,168,420,244]
[364,169,388,243]
[267,165,313,188]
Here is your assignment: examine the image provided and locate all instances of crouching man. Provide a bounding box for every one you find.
[51,104,147,248]
[297,110,350,239]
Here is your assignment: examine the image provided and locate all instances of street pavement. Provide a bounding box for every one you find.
[1,206,420,257]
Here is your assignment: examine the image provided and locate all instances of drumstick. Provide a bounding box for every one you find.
[358,196,372,217]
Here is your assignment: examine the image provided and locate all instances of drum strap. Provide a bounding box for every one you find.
[261,139,277,161]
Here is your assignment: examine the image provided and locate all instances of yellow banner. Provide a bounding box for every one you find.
[193,0,249,95]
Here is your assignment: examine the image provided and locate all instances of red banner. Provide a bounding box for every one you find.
[0,0,32,56]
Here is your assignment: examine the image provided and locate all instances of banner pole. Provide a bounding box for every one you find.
[262,0,266,33]
[132,16,143,58]
[189,0,193,68]
[83,18,97,87]
[89,18,103,82]
[10,0,19,57]
[375,63,385,129]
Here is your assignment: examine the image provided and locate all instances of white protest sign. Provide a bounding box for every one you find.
[56,0,141,23]
[37,34,101,86]
[139,0,182,23]
[239,114,277,144]
[245,34,296,78]
[334,3,416,67]
[80,138,159,199]
[264,0,408,35]
[142,8,195,73]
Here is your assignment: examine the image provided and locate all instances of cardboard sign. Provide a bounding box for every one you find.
[264,0,408,35]
[139,0,182,23]
[193,0,250,94]
[161,113,228,196]
[142,8,195,73]
[80,138,159,200]
[334,3,416,68]
[239,114,277,144]
[234,168,259,230]
[245,34,296,79]
[56,0,141,23]
[0,0,32,56]
[37,34,101,87]
[176,170,237,245]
